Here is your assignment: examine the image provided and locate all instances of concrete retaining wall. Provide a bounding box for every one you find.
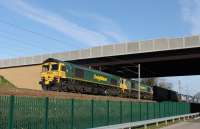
[0,65,42,90]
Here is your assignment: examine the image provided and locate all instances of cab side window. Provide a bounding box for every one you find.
[51,64,58,71]
[42,65,49,72]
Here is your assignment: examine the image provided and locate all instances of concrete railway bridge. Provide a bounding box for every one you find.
[0,35,200,90]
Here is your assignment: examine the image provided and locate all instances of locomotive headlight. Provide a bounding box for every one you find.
[55,76,59,79]
[54,76,60,81]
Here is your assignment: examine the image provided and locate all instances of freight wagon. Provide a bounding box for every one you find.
[153,86,179,102]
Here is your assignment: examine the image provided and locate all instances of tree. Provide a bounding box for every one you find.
[195,92,200,98]
[157,78,173,90]
[141,78,173,90]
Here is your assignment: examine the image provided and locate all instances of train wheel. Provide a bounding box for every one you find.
[61,83,68,92]
[42,84,48,91]
[104,89,109,96]
[56,82,61,92]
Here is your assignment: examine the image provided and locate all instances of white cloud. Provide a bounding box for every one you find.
[68,10,128,43]
[180,0,200,34]
[1,0,127,46]
[92,14,127,42]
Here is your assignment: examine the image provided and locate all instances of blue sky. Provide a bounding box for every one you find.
[0,0,199,95]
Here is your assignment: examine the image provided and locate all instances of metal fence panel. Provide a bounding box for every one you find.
[154,103,160,118]
[165,102,170,117]
[178,102,182,115]
[168,102,172,116]
[0,96,192,129]
[159,102,165,118]
[171,102,176,116]
[48,98,71,129]
[140,103,148,120]
[187,103,191,114]
[183,103,188,114]
[93,100,107,127]
[109,101,120,125]
[121,101,131,123]
[0,96,10,129]
[147,103,154,119]
[132,102,140,122]
[13,96,44,129]
[176,102,181,115]
[74,100,92,129]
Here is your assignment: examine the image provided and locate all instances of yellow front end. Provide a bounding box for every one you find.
[119,79,128,92]
[40,62,66,89]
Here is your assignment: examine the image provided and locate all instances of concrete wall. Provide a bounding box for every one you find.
[0,65,42,90]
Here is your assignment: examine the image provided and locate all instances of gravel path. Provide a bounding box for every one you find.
[161,119,200,129]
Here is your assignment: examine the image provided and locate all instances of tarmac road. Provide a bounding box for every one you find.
[161,118,200,129]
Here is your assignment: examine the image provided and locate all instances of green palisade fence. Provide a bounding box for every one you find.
[0,96,191,129]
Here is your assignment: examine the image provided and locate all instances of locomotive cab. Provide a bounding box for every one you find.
[119,79,129,92]
[40,58,66,90]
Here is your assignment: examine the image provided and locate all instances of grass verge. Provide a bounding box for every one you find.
[0,75,16,88]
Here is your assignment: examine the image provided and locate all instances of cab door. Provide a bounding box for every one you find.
[59,63,66,79]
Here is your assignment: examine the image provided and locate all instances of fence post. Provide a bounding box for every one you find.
[120,101,122,123]
[176,102,178,116]
[107,100,110,125]
[147,103,149,120]
[154,103,156,119]
[71,99,74,129]
[130,102,133,122]
[91,99,94,128]
[159,103,161,118]
[44,97,49,129]
[8,95,15,129]
[139,102,141,121]
[164,102,166,117]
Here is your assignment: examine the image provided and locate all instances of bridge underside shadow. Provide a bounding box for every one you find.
[71,47,200,78]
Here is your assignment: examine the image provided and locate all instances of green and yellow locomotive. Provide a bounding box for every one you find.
[40,58,153,99]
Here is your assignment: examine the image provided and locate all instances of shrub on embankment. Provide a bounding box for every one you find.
[0,75,16,88]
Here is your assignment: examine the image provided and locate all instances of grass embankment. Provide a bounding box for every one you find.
[0,75,16,89]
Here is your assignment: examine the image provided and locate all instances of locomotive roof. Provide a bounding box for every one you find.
[43,58,122,79]
[43,58,64,63]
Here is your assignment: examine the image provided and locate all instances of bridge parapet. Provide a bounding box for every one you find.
[0,35,200,68]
